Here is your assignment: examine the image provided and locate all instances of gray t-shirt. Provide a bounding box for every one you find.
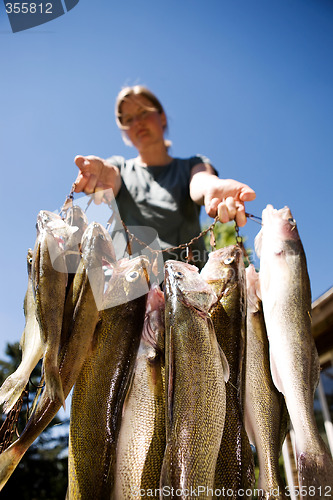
[108,154,215,268]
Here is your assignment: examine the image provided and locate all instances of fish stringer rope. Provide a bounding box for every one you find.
[234,222,251,267]
[61,183,262,263]
[117,213,221,262]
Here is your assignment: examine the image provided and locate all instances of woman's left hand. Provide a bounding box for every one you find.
[190,165,256,227]
[204,178,256,227]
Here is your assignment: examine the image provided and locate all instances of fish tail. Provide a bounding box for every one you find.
[44,363,65,409]
[298,450,333,496]
[0,441,25,491]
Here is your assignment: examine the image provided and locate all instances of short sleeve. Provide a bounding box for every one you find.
[190,154,218,177]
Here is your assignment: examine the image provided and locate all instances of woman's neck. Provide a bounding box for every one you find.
[138,144,173,167]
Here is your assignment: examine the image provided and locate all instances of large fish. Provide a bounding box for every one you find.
[201,246,255,497]
[67,255,150,500]
[255,204,333,496]
[61,221,115,346]
[0,249,44,413]
[32,212,78,407]
[114,283,166,499]
[0,222,112,491]
[245,264,288,500]
[160,260,228,499]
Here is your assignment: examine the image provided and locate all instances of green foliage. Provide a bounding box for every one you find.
[202,220,253,265]
[0,342,69,498]
[202,220,238,250]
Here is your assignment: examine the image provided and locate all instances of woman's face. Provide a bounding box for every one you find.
[119,94,167,151]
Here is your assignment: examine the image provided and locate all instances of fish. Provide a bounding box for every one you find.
[200,246,255,497]
[0,222,111,491]
[64,204,89,234]
[63,204,89,274]
[255,204,333,496]
[0,249,44,413]
[67,255,150,500]
[244,264,289,500]
[61,222,116,346]
[31,214,75,407]
[160,260,228,499]
[114,283,166,499]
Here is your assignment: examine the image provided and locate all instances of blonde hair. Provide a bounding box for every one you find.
[115,85,171,149]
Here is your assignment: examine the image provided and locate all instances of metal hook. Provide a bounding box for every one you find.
[245,212,262,225]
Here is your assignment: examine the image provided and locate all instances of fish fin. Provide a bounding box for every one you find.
[218,344,230,383]
[269,350,284,395]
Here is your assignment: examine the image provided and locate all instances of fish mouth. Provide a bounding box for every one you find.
[102,258,113,269]
[262,204,294,223]
[261,204,299,241]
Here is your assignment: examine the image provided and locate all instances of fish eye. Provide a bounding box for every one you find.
[126,270,140,282]
[288,217,296,225]
[99,233,105,240]
[224,257,234,265]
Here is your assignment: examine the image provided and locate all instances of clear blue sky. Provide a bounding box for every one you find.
[0,0,332,358]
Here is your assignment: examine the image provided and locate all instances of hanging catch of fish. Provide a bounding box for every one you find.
[0,200,332,500]
[244,264,289,500]
[161,260,228,499]
[68,255,150,499]
[255,205,333,498]
[201,246,255,498]
[114,283,166,499]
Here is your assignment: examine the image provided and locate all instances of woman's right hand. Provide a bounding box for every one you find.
[74,155,122,204]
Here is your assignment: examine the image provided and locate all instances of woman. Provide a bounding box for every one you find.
[74,86,256,268]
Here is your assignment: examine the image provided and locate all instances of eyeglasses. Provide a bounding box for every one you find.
[120,108,158,129]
